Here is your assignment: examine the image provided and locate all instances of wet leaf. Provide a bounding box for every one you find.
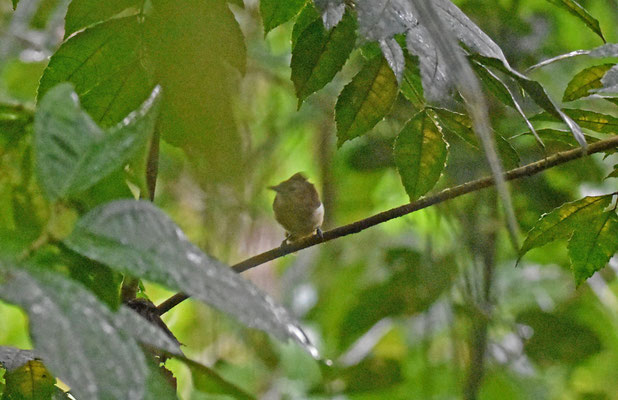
[335,56,398,145]
[568,211,618,285]
[64,200,316,355]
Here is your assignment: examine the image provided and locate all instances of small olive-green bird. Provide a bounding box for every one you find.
[269,173,324,243]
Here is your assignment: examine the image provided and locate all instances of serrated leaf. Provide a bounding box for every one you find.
[260,0,306,35]
[335,56,398,145]
[64,200,316,355]
[400,54,424,109]
[0,347,37,372]
[394,111,448,201]
[379,38,405,83]
[531,108,618,135]
[291,11,356,107]
[314,0,345,30]
[546,0,605,43]
[64,0,140,39]
[38,16,153,129]
[34,84,160,201]
[0,265,163,400]
[563,64,615,102]
[3,359,55,399]
[568,211,618,285]
[431,108,520,169]
[519,195,612,259]
[291,3,319,49]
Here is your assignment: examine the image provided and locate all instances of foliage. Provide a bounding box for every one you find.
[0,0,617,399]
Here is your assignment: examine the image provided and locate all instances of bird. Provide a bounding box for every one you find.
[269,173,324,244]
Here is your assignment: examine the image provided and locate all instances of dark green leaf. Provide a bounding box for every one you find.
[335,56,398,145]
[189,358,255,400]
[11,0,18,10]
[563,64,615,102]
[291,11,356,107]
[568,211,618,285]
[517,128,598,149]
[0,265,159,400]
[394,111,448,201]
[400,54,425,109]
[38,16,152,129]
[2,359,55,400]
[64,0,140,39]
[291,3,319,49]
[545,0,605,43]
[64,200,316,355]
[34,84,160,201]
[519,195,612,259]
[260,0,306,35]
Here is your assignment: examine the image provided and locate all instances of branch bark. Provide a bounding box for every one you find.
[157,135,618,315]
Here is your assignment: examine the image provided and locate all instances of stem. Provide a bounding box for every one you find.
[157,135,618,315]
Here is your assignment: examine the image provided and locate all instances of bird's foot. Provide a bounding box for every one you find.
[316,228,324,241]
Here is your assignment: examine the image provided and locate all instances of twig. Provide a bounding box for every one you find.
[157,135,618,315]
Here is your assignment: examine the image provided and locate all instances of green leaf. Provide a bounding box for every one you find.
[189,358,256,400]
[568,211,618,285]
[517,128,598,149]
[3,359,55,400]
[11,0,18,10]
[64,200,316,355]
[431,108,520,169]
[400,54,424,110]
[0,265,171,400]
[335,55,399,146]
[64,0,140,39]
[38,16,153,128]
[291,3,320,49]
[291,11,356,107]
[34,83,160,201]
[394,111,448,201]
[563,64,615,102]
[531,109,618,135]
[545,0,605,43]
[260,0,306,35]
[606,165,618,179]
[519,195,612,259]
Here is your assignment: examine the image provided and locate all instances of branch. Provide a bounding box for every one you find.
[157,135,618,315]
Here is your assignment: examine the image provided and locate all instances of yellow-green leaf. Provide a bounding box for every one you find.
[568,211,618,285]
[3,360,55,400]
[335,56,399,146]
[563,64,615,102]
[519,195,612,259]
[546,0,605,43]
[394,111,448,201]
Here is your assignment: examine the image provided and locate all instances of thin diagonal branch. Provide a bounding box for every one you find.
[157,135,618,315]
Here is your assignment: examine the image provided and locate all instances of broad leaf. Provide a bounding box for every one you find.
[291,11,356,107]
[0,265,173,400]
[519,195,612,259]
[38,16,153,128]
[335,55,398,146]
[64,0,140,38]
[563,64,615,102]
[291,3,320,49]
[314,0,345,29]
[394,111,448,201]
[517,128,598,149]
[400,54,424,109]
[545,0,605,43]
[568,211,618,285]
[531,109,618,135]
[34,84,160,201]
[260,0,306,35]
[64,200,316,355]
[3,359,55,399]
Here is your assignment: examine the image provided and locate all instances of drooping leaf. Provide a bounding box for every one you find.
[545,0,605,43]
[38,16,153,128]
[34,83,160,201]
[0,265,167,400]
[394,111,448,201]
[64,200,316,355]
[314,0,345,29]
[3,359,55,400]
[335,55,398,145]
[519,195,612,260]
[431,108,520,169]
[260,0,306,35]
[568,211,618,285]
[291,11,356,107]
[64,0,140,38]
[563,64,615,102]
[531,109,618,135]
